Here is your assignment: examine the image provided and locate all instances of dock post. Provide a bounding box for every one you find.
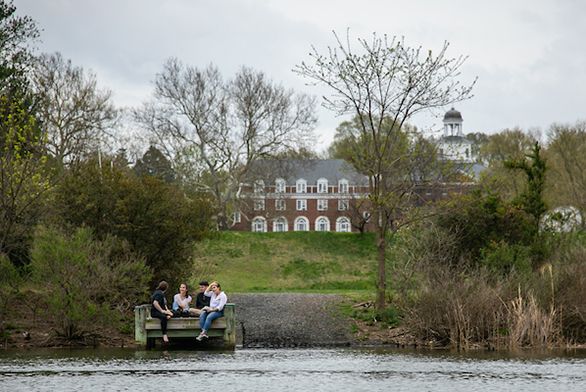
[223,303,236,349]
[134,304,148,346]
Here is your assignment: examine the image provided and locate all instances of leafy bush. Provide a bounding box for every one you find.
[53,157,214,286]
[480,241,532,276]
[30,226,151,340]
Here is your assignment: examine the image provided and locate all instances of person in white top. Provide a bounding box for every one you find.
[196,281,228,341]
[172,283,197,316]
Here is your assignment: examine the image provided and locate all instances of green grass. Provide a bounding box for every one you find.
[192,231,378,293]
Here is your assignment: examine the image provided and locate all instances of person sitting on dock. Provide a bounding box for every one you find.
[196,281,227,341]
[151,280,174,343]
[172,283,195,317]
[192,280,210,316]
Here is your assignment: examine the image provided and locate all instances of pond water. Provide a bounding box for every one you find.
[0,347,585,391]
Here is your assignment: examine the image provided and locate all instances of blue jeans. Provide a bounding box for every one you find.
[199,310,224,332]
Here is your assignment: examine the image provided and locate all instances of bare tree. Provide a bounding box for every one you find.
[134,58,317,229]
[295,31,475,311]
[32,52,118,165]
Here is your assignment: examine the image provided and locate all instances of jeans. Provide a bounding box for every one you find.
[199,310,224,332]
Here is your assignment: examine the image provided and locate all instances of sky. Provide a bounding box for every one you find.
[16,0,586,151]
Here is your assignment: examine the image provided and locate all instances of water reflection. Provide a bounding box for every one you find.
[0,347,585,392]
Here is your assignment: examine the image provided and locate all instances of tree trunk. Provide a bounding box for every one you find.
[375,226,386,313]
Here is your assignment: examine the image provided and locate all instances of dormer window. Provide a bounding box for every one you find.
[254,180,265,194]
[296,179,307,193]
[338,179,349,194]
[317,178,328,193]
[275,178,286,193]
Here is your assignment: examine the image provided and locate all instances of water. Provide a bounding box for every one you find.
[0,347,585,391]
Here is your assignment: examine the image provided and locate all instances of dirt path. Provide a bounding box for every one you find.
[231,293,353,347]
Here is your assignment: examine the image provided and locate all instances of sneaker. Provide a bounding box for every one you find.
[196,332,208,341]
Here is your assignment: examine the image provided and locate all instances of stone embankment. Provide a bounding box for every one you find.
[230,293,353,348]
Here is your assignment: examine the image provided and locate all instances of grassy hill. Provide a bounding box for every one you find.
[192,231,378,293]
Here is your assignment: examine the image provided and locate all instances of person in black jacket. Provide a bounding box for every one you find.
[151,280,173,343]
[192,280,211,316]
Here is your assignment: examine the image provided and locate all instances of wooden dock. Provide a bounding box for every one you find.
[134,303,236,349]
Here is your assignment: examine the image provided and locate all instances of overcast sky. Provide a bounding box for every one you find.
[17,0,586,150]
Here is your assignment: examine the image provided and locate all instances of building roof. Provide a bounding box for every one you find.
[443,107,463,121]
[248,159,367,185]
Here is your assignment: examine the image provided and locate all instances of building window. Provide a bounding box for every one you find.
[296,179,307,193]
[363,211,371,221]
[273,217,288,232]
[233,211,241,224]
[252,217,267,232]
[275,178,286,193]
[317,178,328,193]
[338,179,349,194]
[294,216,309,231]
[254,180,264,194]
[296,199,307,211]
[338,199,348,211]
[336,217,351,232]
[315,216,330,232]
[317,199,328,211]
[254,199,265,211]
[275,199,286,211]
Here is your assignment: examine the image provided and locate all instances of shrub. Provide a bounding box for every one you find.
[0,254,21,331]
[53,157,214,287]
[30,225,151,340]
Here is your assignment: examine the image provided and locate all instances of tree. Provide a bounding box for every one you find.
[134,145,176,183]
[505,142,547,231]
[546,122,586,221]
[0,96,52,265]
[295,31,475,311]
[134,59,317,229]
[479,128,537,200]
[0,0,39,95]
[32,52,118,166]
[0,1,48,266]
[54,156,214,285]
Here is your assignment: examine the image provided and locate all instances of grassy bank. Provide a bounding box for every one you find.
[192,231,377,293]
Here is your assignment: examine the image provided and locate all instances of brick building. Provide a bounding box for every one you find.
[231,159,373,232]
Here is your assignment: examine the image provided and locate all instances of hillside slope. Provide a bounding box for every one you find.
[192,232,377,292]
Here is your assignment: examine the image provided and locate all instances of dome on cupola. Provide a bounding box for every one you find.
[443,107,463,121]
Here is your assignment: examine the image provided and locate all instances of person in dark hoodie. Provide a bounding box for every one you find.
[192,280,211,316]
[151,280,173,343]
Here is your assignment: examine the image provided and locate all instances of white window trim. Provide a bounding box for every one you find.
[296,199,307,211]
[296,179,307,193]
[275,199,286,211]
[317,199,328,211]
[254,199,265,211]
[336,217,351,232]
[338,179,349,194]
[233,211,241,223]
[294,216,309,231]
[338,199,348,211]
[315,216,330,232]
[317,178,328,194]
[251,216,267,232]
[254,180,265,194]
[275,178,286,193]
[272,216,288,232]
